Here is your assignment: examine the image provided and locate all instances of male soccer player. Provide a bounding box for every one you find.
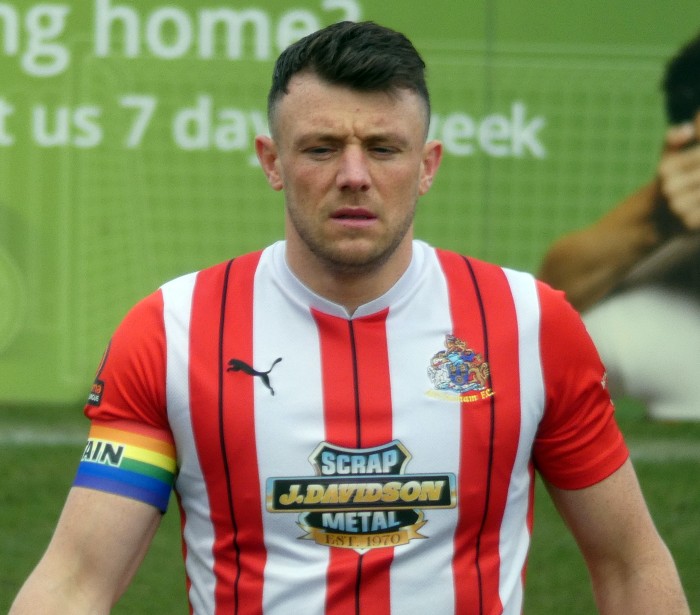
[11,20,690,615]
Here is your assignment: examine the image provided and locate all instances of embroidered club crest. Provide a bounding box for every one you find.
[427,334,491,396]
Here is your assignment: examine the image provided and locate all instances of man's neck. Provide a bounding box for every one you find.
[285,244,413,316]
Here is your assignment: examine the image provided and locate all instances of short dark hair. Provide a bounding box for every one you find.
[267,21,431,134]
[662,30,700,124]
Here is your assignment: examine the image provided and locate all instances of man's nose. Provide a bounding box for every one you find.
[336,147,371,191]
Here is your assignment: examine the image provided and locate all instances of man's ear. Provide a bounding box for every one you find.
[255,135,284,191]
[418,139,443,195]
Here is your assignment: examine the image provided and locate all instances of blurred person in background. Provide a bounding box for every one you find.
[539,31,700,422]
[11,21,690,615]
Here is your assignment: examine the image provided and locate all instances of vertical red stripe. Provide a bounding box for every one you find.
[312,309,394,615]
[436,250,522,615]
[188,262,236,611]
[466,257,524,614]
[353,311,394,615]
[188,252,267,614]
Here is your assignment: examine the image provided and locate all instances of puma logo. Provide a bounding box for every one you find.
[227,357,282,396]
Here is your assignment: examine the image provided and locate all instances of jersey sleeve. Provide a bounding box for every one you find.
[533,282,629,490]
[73,290,177,512]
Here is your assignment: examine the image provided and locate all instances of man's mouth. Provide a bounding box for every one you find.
[332,208,376,220]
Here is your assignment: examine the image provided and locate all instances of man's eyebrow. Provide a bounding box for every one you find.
[365,134,410,147]
[293,132,344,148]
[294,131,411,148]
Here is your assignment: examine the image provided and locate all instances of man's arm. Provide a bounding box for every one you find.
[537,180,664,310]
[538,118,700,311]
[9,486,161,614]
[546,459,690,615]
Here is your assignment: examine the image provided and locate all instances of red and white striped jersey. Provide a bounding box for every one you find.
[79,240,628,614]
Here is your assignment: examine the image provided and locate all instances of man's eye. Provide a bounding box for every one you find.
[371,147,398,156]
[306,147,334,157]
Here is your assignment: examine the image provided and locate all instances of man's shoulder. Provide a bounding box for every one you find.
[160,248,269,292]
[429,244,535,284]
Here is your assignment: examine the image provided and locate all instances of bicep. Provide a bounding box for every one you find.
[545,459,662,572]
[13,487,161,613]
[544,460,691,613]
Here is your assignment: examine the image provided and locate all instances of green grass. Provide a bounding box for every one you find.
[1,401,698,613]
[525,401,700,614]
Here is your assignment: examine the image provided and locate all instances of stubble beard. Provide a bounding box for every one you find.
[287,204,416,277]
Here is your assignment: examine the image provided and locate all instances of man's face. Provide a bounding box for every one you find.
[256,72,442,278]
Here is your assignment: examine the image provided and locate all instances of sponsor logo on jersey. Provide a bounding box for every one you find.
[87,340,111,407]
[426,334,493,403]
[267,441,456,552]
[87,379,105,406]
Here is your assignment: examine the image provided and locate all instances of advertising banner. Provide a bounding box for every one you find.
[0,0,697,403]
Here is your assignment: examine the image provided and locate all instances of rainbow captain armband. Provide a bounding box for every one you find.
[74,424,177,512]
